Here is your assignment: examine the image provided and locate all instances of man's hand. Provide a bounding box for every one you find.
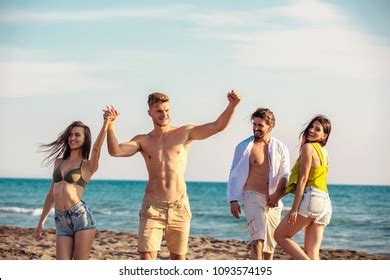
[267,193,280,208]
[230,201,241,219]
[227,90,241,107]
[103,105,120,122]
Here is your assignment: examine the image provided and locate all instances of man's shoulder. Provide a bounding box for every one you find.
[131,133,150,142]
[235,136,253,149]
[270,137,288,150]
[170,125,194,137]
[178,124,194,131]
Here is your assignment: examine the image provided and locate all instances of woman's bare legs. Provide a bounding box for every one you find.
[56,236,74,259]
[275,214,313,260]
[304,222,325,260]
[73,229,96,260]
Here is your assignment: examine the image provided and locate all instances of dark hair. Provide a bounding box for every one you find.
[148,92,169,107]
[251,108,275,128]
[40,121,91,166]
[300,115,331,147]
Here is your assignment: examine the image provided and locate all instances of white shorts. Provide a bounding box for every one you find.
[298,187,332,226]
[243,191,283,253]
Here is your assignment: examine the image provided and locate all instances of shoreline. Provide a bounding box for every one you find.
[1,226,388,260]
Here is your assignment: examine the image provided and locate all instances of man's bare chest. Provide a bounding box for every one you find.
[141,138,187,160]
[249,145,269,167]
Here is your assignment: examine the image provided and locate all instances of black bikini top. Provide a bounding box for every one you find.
[52,159,87,188]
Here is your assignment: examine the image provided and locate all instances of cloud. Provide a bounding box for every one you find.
[273,0,347,24]
[0,6,192,22]
[195,0,390,81]
[0,48,123,98]
[1,0,389,83]
[0,1,344,26]
[216,27,390,80]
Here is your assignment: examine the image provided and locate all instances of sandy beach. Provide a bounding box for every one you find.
[0,226,388,260]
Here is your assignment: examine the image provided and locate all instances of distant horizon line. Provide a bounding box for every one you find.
[0,177,389,187]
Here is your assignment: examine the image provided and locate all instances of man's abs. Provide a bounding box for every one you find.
[244,173,269,195]
[145,175,187,202]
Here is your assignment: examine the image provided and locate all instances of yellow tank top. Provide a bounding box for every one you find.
[285,143,328,193]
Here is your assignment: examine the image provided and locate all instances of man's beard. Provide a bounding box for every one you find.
[253,130,264,139]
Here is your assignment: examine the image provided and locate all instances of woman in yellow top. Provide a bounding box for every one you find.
[275,115,332,260]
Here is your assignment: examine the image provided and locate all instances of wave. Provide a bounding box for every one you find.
[0,207,54,216]
[0,206,132,217]
[93,209,131,216]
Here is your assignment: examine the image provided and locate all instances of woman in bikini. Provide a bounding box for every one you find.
[33,116,109,259]
[275,115,332,260]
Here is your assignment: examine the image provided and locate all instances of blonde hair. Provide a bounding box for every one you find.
[148,92,169,107]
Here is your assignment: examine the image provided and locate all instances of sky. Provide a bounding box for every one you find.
[0,0,389,185]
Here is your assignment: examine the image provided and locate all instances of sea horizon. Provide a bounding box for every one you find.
[1,176,389,187]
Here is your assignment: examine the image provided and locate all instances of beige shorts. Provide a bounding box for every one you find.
[138,194,192,255]
[243,191,282,253]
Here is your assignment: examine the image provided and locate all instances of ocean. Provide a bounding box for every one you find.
[1,178,389,256]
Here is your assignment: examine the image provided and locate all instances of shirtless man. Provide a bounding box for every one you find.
[227,108,290,260]
[105,90,240,260]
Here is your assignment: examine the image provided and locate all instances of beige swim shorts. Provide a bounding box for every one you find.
[243,190,283,253]
[138,194,192,255]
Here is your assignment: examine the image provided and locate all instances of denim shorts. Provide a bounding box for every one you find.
[54,200,96,237]
[298,187,332,226]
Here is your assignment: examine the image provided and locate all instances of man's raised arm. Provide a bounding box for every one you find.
[104,105,141,157]
[188,90,241,141]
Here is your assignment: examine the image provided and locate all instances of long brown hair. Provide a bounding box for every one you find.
[300,115,331,147]
[40,121,91,166]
